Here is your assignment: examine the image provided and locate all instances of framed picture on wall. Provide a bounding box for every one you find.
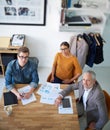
[0,0,47,26]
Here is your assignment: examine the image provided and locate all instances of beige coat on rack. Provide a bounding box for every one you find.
[69,35,89,69]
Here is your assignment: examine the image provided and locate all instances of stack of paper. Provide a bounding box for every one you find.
[37,82,61,105]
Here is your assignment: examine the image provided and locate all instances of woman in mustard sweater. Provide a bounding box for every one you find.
[50,41,82,84]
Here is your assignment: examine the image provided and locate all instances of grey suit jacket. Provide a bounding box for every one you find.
[70,35,89,69]
[59,81,108,129]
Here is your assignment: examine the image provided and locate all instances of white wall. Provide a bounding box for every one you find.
[0,0,110,67]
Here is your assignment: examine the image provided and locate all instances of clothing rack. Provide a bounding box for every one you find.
[69,32,106,69]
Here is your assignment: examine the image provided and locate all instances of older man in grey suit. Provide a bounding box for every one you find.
[55,70,108,130]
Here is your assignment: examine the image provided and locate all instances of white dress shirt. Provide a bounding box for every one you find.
[83,88,92,110]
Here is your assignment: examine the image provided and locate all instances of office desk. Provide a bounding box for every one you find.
[0,84,80,130]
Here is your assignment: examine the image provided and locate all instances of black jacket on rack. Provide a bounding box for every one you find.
[94,34,104,64]
[86,33,96,67]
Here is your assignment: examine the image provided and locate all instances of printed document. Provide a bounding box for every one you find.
[40,89,60,105]
[18,85,36,105]
[37,82,60,96]
[37,82,61,104]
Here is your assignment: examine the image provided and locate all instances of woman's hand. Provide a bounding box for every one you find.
[62,79,72,84]
[50,76,54,82]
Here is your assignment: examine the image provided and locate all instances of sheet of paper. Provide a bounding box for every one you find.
[18,85,37,105]
[40,96,56,105]
[40,89,60,105]
[37,82,60,96]
[58,96,73,114]
[37,82,61,105]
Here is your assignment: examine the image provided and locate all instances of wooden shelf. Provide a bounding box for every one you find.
[0,49,18,54]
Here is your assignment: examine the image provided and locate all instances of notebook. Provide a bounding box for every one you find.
[65,15,92,26]
[3,91,18,106]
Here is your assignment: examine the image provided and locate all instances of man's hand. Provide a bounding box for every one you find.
[16,93,23,100]
[22,92,32,99]
[55,96,62,107]
[88,122,96,129]
[21,87,35,99]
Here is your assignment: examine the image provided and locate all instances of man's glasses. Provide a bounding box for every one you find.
[18,55,29,60]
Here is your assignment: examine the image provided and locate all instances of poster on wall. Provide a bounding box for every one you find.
[0,0,47,26]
